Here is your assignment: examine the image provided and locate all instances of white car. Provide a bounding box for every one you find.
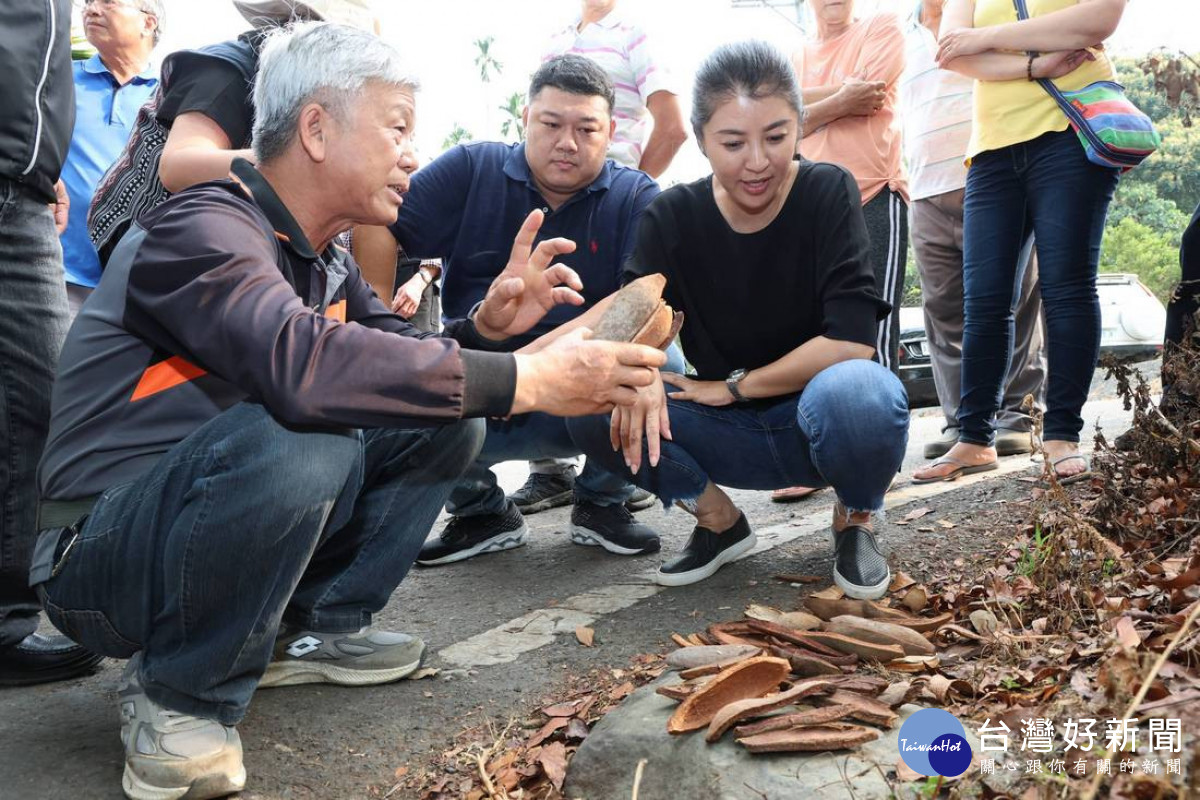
[1097,273,1167,362]
[898,273,1165,408]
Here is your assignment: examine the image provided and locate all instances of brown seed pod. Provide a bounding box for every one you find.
[767,646,843,677]
[666,644,762,671]
[592,273,683,350]
[732,705,857,738]
[705,679,833,742]
[738,723,880,753]
[803,596,911,622]
[789,631,905,662]
[813,690,900,728]
[825,615,937,656]
[666,656,790,734]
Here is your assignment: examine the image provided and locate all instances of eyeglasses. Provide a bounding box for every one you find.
[77,0,150,12]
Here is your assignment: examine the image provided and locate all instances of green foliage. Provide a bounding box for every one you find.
[1106,181,1190,233]
[441,124,474,152]
[499,92,525,142]
[1123,116,1200,216]
[1017,523,1049,577]
[1100,217,1181,302]
[1097,57,1200,300]
[71,32,96,61]
[901,244,922,307]
[473,36,502,83]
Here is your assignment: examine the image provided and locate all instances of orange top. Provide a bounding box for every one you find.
[796,13,909,205]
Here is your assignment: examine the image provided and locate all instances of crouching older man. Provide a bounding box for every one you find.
[30,23,664,800]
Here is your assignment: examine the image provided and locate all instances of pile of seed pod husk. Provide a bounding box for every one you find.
[659,589,951,753]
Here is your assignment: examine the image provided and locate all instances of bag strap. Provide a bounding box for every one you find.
[1011,0,1070,105]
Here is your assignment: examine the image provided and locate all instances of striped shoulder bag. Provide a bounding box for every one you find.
[1013,0,1160,171]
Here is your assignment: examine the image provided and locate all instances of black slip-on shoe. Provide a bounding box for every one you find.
[655,513,756,587]
[416,501,528,566]
[831,524,890,600]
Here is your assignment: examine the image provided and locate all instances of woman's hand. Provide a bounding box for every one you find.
[660,372,736,408]
[610,370,671,474]
[837,78,886,116]
[392,272,426,318]
[1033,48,1096,79]
[936,27,992,67]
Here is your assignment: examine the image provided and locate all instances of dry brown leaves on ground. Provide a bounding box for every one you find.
[387,654,664,800]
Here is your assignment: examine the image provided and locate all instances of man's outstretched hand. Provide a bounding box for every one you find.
[510,328,666,417]
[474,209,585,340]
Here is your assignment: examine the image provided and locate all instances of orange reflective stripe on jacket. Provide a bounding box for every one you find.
[130,355,208,402]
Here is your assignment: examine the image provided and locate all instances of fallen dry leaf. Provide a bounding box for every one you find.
[609,681,636,701]
[889,571,917,592]
[394,766,409,780]
[744,604,784,622]
[895,758,925,782]
[575,626,595,647]
[538,742,568,792]
[902,586,929,613]
[525,717,570,748]
[540,701,579,717]
[1113,616,1141,651]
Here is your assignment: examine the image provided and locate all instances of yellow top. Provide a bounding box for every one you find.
[968,0,1116,159]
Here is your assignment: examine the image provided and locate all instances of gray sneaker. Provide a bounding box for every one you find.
[258,626,425,689]
[118,654,246,800]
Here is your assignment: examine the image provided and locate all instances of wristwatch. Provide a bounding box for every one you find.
[726,368,749,403]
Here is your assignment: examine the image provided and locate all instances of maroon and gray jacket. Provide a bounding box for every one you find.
[39,159,516,500]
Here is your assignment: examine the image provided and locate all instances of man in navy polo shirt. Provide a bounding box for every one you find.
[61,0,162,317]
[389,55,663,565]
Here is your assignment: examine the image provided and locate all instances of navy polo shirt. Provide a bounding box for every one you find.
[390,141,660,347]
[61,54,158,288]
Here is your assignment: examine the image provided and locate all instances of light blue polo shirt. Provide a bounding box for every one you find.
[60,54,158,288]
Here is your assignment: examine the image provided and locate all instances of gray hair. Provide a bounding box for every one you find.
[133,0,165,45]
[252,22,419,164]
[691,41,804,140]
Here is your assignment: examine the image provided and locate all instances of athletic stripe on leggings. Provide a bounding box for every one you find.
[875,191,902,372]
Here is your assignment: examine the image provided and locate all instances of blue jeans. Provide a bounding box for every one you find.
[448,413,633,515]
[958,129,1119,445]
[448,344,686,517]
[0,180,70,648]
[34,403,483,724]
[567,360,909,514]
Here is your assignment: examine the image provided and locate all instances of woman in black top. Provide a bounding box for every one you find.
[567,41,909,597]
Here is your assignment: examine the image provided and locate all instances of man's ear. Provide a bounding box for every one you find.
[521,105,530,129]
[297,103,328,162]
[608,117,616,140]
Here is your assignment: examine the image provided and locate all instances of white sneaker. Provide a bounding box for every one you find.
[118,654,246,800]
[259,626,425,688]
